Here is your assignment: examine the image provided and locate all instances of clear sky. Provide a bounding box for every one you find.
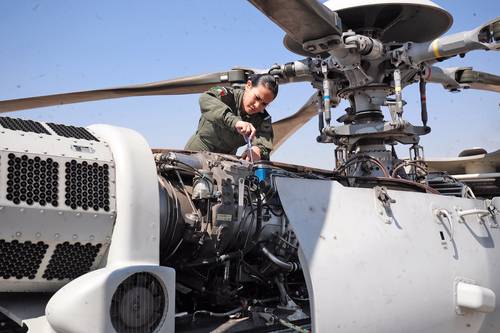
[1,0,499,169]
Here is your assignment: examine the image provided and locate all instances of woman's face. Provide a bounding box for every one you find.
[242,81,275,115]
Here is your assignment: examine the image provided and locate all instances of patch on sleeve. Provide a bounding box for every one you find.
[209,86,228,97]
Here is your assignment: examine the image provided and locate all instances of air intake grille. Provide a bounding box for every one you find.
[0,240,48,280]
[64,160,110,211]
[0,117,50,135]
[47,122,99,141]
[5,153,59,207]
[42,242,101,280]
[110,272,166,333]
[427,172,466,197]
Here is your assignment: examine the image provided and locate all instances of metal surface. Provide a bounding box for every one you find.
[89,125,160,267]
[276,177,500,332]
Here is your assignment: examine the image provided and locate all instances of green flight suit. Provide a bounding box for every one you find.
[185,86,273,160]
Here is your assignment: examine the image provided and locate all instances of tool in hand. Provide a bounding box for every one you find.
[245,136,254,164]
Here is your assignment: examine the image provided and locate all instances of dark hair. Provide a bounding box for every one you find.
[249,74,279,98]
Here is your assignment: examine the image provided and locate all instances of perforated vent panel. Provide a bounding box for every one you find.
[0,117,51,135]
[0,119,117,292]
[43,242,102,280]
[5,153,59,207]
[0,240,48,280]
[47,122,99,141]
[64,160,110,211]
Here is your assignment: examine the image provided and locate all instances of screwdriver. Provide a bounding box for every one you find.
[245,136,254,164]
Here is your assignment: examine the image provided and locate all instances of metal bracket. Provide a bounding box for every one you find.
[486,199,500,228]
[302,34,341,54]
[374,186,396,224]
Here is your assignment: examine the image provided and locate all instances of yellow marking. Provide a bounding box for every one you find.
[432,39,441,58]
[395,86,401,93]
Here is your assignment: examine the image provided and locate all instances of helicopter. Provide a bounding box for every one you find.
[0,1,500,332]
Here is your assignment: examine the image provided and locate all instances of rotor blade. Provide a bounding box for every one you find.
[456,68,500,93]
[425,66,461,91]
[407,17,499,64]
[271,93,318,152]
[427,66,500,93]
[0,70,248,113]
[426,148,500,174]
[248,0,342,55]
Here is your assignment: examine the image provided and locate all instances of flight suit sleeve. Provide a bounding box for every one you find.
[253,117,274,161]
[199,92,241,130]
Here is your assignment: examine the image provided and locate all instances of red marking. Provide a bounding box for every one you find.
[425,67,432,80]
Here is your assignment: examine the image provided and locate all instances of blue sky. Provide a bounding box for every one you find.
[1,1,499,169]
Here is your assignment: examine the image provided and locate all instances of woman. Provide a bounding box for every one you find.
[185,74,278,161]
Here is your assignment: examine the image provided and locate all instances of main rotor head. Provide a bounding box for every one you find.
[283,0,452,57]
[324,0,452,42]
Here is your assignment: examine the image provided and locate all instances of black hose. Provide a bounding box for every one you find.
[180,250,243,269]
[260,245,299,272]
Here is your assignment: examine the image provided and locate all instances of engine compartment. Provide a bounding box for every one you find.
[153,149,478,332]
[155,151,322,331]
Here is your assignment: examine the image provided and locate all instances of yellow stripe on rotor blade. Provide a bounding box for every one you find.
[432,39,441,58]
